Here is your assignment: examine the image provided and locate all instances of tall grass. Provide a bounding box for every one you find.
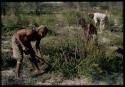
[1,14,58,36]
[41,25,123,80]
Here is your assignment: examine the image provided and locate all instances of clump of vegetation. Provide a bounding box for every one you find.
[41,27,123,80]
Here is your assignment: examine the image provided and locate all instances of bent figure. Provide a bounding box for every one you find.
[11,25,48,80]
[88,12,109,33]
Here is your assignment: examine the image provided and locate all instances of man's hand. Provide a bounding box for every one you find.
[22,46,30,55]
[22,46,28,51]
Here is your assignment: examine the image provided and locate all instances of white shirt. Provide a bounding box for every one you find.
[94,13,107,22]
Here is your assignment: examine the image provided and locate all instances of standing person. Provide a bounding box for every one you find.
[11,25,48,80]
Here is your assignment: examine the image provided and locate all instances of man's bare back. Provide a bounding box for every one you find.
[15,29,42,42]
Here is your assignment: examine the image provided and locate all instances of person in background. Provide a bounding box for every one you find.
[88,12,109,33]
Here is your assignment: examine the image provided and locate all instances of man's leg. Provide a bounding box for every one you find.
[15,45,24,80]
[12,36,24,80]
[16,58,23,80]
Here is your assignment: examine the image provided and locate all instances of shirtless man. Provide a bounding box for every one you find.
[88,12,109,33]
[11,25,48,80]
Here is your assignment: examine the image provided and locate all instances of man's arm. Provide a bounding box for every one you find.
[15,33,27,51]
[36,39,42,58]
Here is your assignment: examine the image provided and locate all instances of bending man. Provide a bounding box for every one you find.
[11,25,48,80]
